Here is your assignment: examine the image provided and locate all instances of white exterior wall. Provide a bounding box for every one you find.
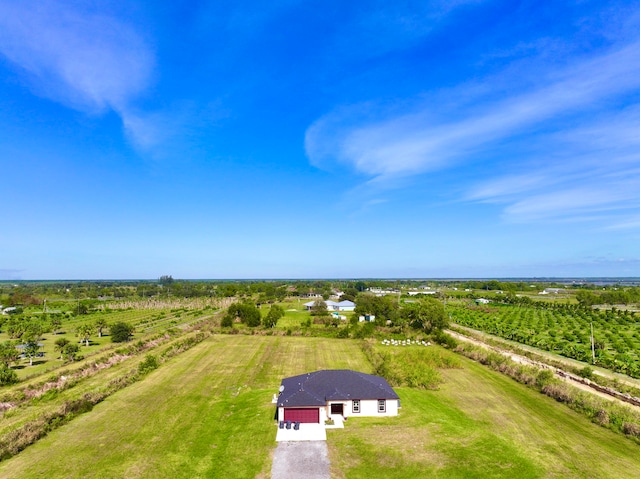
[279,399,399,423]
[328,399,398,418]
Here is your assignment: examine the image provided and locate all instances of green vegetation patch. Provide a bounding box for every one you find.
[0,335,369,478]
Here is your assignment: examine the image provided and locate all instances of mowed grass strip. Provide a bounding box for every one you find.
[0,335,369,478]
[328,350,640,479]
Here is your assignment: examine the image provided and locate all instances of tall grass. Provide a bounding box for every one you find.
[362,341,460,389]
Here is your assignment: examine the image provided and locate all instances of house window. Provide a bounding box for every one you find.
[378,399,386,413]
[352,400,360,413]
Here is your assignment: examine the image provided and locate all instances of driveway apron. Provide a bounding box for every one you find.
[271,441,330,479]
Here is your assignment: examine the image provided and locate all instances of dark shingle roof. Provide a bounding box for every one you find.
[277,370,399,407]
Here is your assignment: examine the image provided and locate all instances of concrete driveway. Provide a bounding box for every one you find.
[271,441,330,479]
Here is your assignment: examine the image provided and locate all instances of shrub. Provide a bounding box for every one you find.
[0,365,18,386]
[336,327,350,339]
[541,383,574,403]
[432,330,458,349]
[221,314,234,328]
[594,409,610,426]
[622,422,640,437]
[535,369,555,389]
[577,366,594,379]
[138,354,159,376]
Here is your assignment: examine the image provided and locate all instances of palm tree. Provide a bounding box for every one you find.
[95,317,108,337]
[76,324,94,347]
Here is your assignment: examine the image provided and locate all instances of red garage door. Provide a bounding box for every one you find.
[284,408,320,423]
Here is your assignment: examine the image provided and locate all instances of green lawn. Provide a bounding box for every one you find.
[0,336,638,478]
[0,335,369,478]
[328,353,640,479]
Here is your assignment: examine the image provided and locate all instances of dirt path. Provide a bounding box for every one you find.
[271,441,330,479]
[452,324,640,390]
[446,329,640,409]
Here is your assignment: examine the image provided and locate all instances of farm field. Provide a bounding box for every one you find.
[1,306,215,379]
[0,335,639,478]
[448,301,640,377]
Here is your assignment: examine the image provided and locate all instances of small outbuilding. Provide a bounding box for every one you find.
[276,370,400,424]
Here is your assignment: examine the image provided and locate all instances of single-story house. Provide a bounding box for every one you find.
[304,300,356,312]
[276,370,400,424]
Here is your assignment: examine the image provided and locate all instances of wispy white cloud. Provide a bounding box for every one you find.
[0,1,154,148]
[306,37,640,227]
[307,41,640,178]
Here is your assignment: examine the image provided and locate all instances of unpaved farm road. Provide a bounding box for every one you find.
[271,441,330,479]
[446,329,640,409]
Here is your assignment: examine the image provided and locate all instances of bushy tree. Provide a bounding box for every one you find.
[76,303,89,315]
[110,322,134,342]
[50,315,62,335]
[0,364,18,386]
[23,340,41,366]
[355,294,399,323]
[400,297,447,333]
[263,304,285,328]
[576,290,598,307]
[221,314,234,328]
[310,299,328,317]
[226,302,262,327]
[0,341,19,366]
[62,343,80,362]
[54,338,70,359]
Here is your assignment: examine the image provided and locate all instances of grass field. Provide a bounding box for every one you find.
[0,335,638,478]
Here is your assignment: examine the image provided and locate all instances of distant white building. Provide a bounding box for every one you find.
[304,300,356,312]
[540,288,565,295]
[367,288,400,297]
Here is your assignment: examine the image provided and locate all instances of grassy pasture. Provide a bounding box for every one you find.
[329,353,640,478]
[0,336,639,478]
[0,335,369,478]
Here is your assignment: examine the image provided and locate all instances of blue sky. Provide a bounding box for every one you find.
[1,0,640,279]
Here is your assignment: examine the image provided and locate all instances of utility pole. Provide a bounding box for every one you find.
[590,321,596,364]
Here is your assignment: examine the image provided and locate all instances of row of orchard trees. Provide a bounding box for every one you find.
[221,303,285,328]
[0,318,135,386]
[449,301,640,378]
